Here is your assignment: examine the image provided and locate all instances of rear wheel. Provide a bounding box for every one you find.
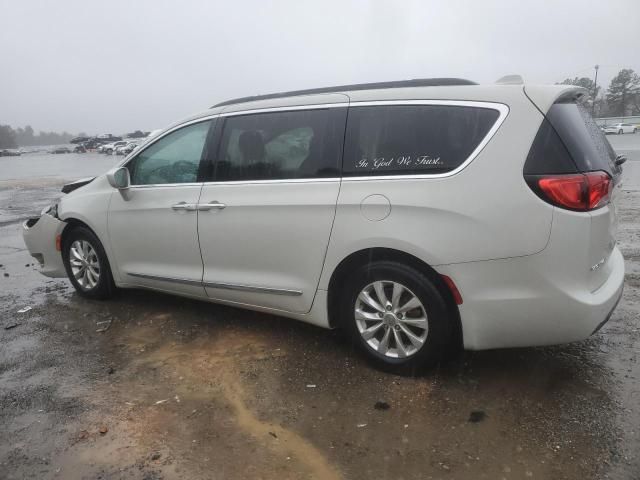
[618,129,623,135]
[62,226,115,299]
[340,261,452,371]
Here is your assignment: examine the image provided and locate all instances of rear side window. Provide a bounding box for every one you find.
[525,100,618,175]
[214,108,344,181]
[343,105,500,176]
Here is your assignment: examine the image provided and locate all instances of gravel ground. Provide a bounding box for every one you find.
[0,141,639,479]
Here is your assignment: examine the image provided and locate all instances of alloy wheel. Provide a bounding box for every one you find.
[354,280,429,358]
[69,240,100,290]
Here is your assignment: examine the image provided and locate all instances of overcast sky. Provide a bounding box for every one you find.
[1,0,639,134]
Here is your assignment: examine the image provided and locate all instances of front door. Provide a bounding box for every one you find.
[108,119,214,297]
[198,106,347,313]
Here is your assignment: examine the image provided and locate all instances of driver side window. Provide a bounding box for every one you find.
[128,120,212,185]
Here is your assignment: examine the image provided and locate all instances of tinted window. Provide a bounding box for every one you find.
[128,121,212,185]
[524,117,577,174]
[343,105,500,176]
[545,101,617,175]
[214,109,343,181]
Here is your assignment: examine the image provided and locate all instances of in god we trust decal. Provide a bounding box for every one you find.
[355,155,444,171]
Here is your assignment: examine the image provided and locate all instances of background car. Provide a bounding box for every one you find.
[50,146,71,154]
[101,141,128,155]
[603,123,637,134]
[115,141,138,155]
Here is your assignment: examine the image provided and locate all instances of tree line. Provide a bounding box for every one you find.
[558,68,640,117]
[0,125,77,149]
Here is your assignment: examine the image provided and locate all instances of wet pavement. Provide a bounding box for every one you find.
[1,143,639,479]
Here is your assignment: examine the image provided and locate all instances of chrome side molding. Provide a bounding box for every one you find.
[126,272,302,296]
[127,272,202,286]
[203,281,302,296]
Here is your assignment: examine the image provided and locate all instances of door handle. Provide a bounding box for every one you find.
[171,202,198,211]
[198,201,226,211]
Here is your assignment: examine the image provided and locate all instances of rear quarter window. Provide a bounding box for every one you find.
[525,100,618,176]
[343,105,500,176]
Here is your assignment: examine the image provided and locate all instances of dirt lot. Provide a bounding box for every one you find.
[1,149,639,479]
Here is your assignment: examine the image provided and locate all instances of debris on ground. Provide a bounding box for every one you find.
[469,410,486,423]
[269,431,278,438]
[107,366,115,375]
[306,384,317,388]
[374,401,390,411]
[4,323,20,330]
[99,425,108,435]
[357,423,367,428]
[17,306,32,313]
[154,399,169,405]
[3,273,8,277]
[95,319,112,333]
[149,452,162,461]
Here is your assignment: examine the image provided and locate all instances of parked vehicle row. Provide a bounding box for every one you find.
[22,78,625,370]
[0,149,22,156]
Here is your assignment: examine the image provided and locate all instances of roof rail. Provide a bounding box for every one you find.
[211,78,477,108]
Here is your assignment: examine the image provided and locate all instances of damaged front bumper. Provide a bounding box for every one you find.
[22,212,67,278]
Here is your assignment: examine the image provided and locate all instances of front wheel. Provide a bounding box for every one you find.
[340,261,453,371]
[62,226,115,299]
[618,129,623,135]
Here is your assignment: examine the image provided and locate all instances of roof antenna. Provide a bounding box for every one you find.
[495,75,524,85]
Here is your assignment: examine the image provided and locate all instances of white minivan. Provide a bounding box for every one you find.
[23,78,625,369]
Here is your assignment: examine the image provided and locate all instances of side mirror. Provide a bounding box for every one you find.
[106,167,131,189]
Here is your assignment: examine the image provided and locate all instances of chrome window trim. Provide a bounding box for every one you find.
[127,272,303,296]
[219,102,349,117]
[128,182,204,190]
[202,178,340,186]
[342,100,509,181]
[122,99,508,187]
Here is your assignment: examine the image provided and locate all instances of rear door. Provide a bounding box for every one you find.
[198,106,347,313]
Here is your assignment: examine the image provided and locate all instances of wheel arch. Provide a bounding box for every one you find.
[326,247,462,348]
[60,217,96,245]
[60,217,119,282]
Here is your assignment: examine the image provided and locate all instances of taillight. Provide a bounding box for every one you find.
[527,171,612,211]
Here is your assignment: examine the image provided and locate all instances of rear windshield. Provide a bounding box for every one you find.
[543,100,617,175]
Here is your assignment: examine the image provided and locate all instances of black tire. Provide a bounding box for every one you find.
[62,226,115,300]
[339,261,453,372]
[618,129,623,135]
